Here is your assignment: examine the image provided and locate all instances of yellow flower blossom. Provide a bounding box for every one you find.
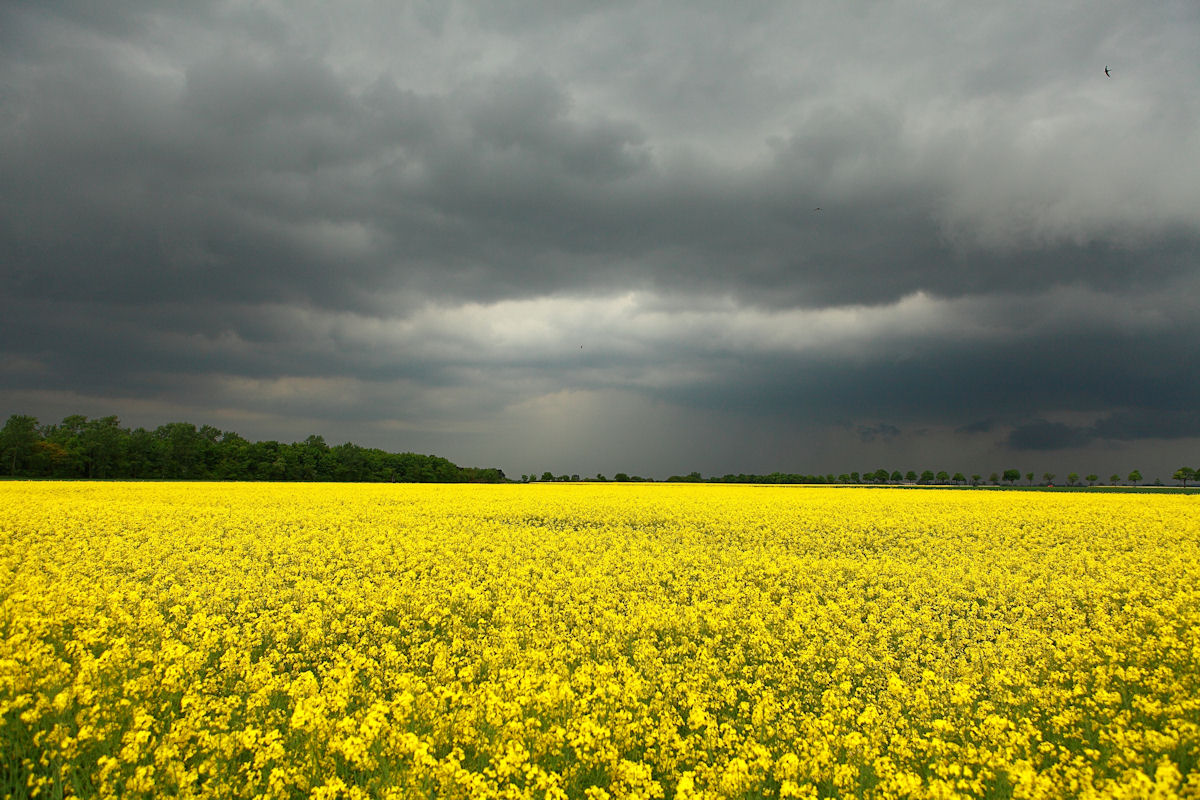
[1,482,1197,798]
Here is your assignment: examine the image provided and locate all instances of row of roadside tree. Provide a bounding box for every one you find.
[661,469,1161,486]
[525,469,1185,486]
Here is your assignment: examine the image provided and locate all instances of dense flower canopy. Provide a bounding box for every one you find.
[2,483,1199,798]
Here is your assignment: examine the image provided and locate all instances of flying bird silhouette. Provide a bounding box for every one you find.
[1105,66,1111,77]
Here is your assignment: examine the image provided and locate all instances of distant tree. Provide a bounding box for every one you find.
[1067,472,1079,486]
[463,466,506,483]
[919,470,935,484]
[0,410,504,483]
[989,473,1000,485]
[1128,470,1142,486]
[906,471,917,482]
[890,470,903,482]
[1025,472,1034,486]
[1110,473,1120,485]
[850,471,860,483]
[0,414,40,476]
[329,442,367,481]
[1002,469,1020,485]
[38,414,129,479]
[936,470,949,484]
[80,416,126,479]
[595,474,606,481]
[614,472,630,482]
[266,443,295,480]
[126,427,160,479]
[1174,467,1195,488]
[952,472,965,485]
[1043,472,1055,485]
[1086,474,1098,486]
[837,473,849,483]
[541,471,554,481]
[971,474,981,486]
[43,414,88,476]
[156,422,207,479]
[31,440,71,475]
[297,434,329,481]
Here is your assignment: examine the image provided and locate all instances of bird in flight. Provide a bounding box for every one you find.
[1105,66,1111,77]
[814,207,822,211]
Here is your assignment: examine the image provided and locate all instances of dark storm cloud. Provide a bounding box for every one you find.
[654,327,1200,427]
[1093,409,1200,441]
[1009,410,1200,451]
[3,0,1200,477]
[6,1,1195,309]
[957,419,998,435]
[1008,420,1098,451]
[858,424,901,444]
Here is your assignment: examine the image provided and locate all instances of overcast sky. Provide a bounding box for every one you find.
[3,1,1199,480]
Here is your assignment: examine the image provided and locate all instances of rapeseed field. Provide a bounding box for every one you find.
[1,483,1198,799]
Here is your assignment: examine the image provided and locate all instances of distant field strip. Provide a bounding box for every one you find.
[2,483,1198,799]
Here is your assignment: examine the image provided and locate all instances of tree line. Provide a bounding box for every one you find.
[668,469,1166,486]
[4,412,1194,487]
[0,414,505,483]
[524,468,1187,487]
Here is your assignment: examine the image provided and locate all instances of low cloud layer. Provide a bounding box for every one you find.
[3,1,1199,478]
[1010,411,1200,452]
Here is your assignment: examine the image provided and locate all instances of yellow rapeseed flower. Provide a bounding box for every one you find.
[1,482,1197,798]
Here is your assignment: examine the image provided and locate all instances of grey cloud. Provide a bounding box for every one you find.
[182,51,351,145]
[858,423,901,444]
[460,72,648,181]
[7,281,1200,430]
[7,3,1194,307]
[3,0,1200,478]
[1009,410,1200,451]
[1007,420,1098,451]
[957,419,998,435]
[1092,410,1200,441]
